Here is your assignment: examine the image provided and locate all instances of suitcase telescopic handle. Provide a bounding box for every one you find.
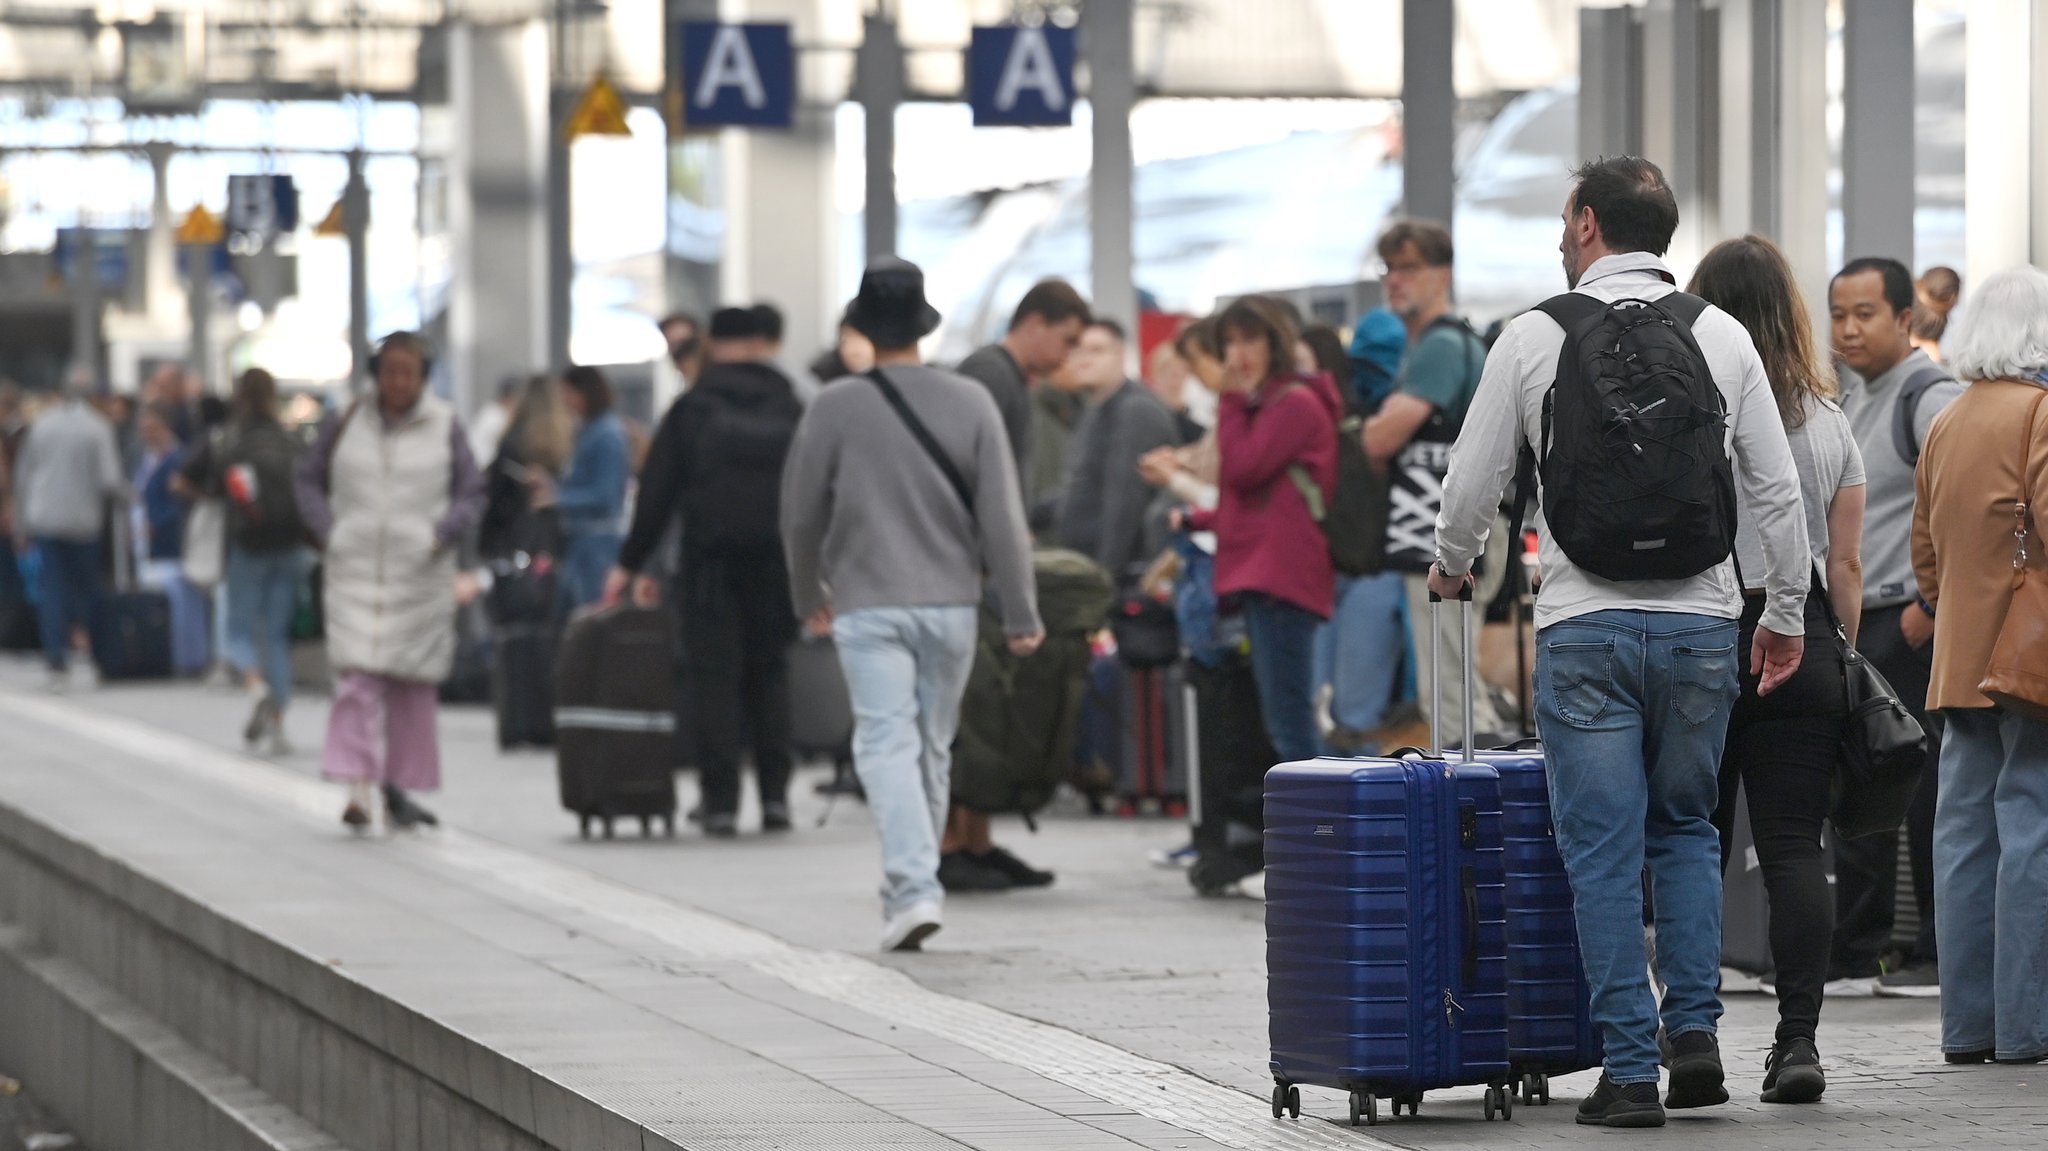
[1426,585,1477,763]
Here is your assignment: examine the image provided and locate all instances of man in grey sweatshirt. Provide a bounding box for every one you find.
[12,374,126,685]
[1829,256,1964,997]
[1056,318,1180,583]
[782,257,1044,953]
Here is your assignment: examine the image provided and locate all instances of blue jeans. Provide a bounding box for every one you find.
[1935,707,2048,1061]
[1242,593,1325,764]
[224,546,306,707]
[33,538,103,672]
[560,531,624,613]
[1534,609,1739,1084]
[1313,572,1406,733]
[833,606,979,919]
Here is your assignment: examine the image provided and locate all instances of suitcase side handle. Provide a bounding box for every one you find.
[1460,862,1481,987]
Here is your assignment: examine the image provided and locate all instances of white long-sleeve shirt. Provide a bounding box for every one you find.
[1433,252,1811,638]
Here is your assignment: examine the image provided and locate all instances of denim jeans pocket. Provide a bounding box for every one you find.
[1672,642,1738,727]
[1544,640,1616,728]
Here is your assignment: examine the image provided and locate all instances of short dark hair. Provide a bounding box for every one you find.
[1376,218,1454,267]
[1299,323,1348,378]
[1086,317,1127,343]
[658,312,699,336]
[1216,296,1299,384]
[1832,257,1916,316]
[232,367,279,424]
[709,306,762,341]
[1008,279,1090,332]
[1568,156,1680,256]
[561,364,614,418]
[1173,316,1221,361]
[750,303,785,343]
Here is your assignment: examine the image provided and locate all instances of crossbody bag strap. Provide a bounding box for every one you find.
[2008,388,2048,590]
[866,367,977,520]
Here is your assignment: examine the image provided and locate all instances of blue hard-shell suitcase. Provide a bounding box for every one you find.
[1469,745,1603,1102]
[1265,755,1514,1126]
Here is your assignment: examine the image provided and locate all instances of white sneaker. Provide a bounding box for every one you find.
[880,900,943,952]
[44,669,69,694]
[1824,976,1879,998]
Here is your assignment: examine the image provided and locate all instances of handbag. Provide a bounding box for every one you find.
[181,497,227,590]
[1111,593,1180,669]
[1978,388,2048,721]
[1814,567,1930,840]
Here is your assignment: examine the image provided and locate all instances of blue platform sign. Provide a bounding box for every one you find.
[969,25,1077,127]
[681,22,795,128]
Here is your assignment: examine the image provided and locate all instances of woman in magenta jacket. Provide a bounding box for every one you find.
[1184,297,1340,763]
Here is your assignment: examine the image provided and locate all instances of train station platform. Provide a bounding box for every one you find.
[0,658,2041,1151]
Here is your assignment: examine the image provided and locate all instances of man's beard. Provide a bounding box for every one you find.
[1562,250,1581,289]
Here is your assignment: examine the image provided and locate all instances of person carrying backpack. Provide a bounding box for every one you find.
[1429,158,1810,1127]
[183,368,308,754]
[608,307,807,839]
[1362,219,1505,747]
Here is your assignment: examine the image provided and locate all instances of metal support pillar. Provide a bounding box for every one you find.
[344,150,371,389]
[1640,0,1709,272]
[1402,0,1456,225]
[1777,0,1831,328]
[548,91,574,371]
[1085,0,1137,338]
[856,11,903,262]
[187,241,213,394]
[448,18,550,420]
[1578,6,1643,162]
[1968,0,2035,279]
[145,145,179,328]
[1843,0,1915,266]
[70,225,102,386]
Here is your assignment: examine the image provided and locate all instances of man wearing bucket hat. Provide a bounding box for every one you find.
[781,256,1044,952]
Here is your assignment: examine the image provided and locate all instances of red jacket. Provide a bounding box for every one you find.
[1188,371,1340,618]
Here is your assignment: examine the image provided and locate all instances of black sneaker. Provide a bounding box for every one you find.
[1188,851,1263,896]
[938,850,1012,892]
[761,802,793,832]
[974,846,1055,888]
[1945,1049,1995,1064]
[1664,1031,1729,1109]
[1761,1037,1826,1104]
[1576,1074,1665,1128]
[382,784,439,829]
[702,812,739,838]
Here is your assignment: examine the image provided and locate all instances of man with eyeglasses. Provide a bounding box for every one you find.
[1361,218,1505,746]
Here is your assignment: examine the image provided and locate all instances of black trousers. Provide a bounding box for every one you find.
[1831,603,1943,974]
[1714,592,1846,1044]
[679,553,798,817]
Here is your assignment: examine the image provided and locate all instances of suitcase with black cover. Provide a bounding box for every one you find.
[554,605,677,838]
[92,591,174,680]
[493,622,557,749]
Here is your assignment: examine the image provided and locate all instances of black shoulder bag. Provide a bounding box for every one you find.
[1811,570,1930,839]
[866,367,976,519]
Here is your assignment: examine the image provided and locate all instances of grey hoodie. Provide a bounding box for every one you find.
[15,400,124,542]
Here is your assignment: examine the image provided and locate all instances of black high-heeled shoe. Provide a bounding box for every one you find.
[382,784,440,829]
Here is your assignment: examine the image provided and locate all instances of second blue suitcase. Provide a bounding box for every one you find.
[1266,756,1514,1126]
[1471,746,1603,1102]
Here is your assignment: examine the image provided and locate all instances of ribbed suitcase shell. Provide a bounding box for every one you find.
[1266,757,1510,1104]
[1467,749,1603,1087]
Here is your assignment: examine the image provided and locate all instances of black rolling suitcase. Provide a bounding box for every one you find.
[92,591,174,680]
[554,605,678,838]
[493,622,557,749]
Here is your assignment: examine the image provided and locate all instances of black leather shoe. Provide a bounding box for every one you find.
[938,851,1012,892]
[1576,1074,1665,1128]
[761,802,793,833]
[974,846,1054,888]
[1761,1037,1826,1103]
[1665,1031,1729,1109]
[382,784,439,829]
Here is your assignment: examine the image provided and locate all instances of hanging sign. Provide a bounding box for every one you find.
[969,25,1077,127]
[680,22,795,128]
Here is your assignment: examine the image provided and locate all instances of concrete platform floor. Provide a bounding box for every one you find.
[0,656,2043,1150]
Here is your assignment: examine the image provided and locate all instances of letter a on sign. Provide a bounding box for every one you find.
[680,22,795,128]
[968,25,1076,127]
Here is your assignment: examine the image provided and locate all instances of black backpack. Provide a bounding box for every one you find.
[683,387,803,556]
[1281,386,1385,577]
[1533,292,1735,582]
[219,419,306,551]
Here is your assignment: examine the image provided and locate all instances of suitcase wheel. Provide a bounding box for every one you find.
[578,814,592,840]
[1389,1093,1420,1117]
[1269,1083,1299,1120]
[1349,1089,1375,1126]
[1516,1071,1549,1106]
[1483,1081,1513,1121]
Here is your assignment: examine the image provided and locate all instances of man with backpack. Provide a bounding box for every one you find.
[1362,219,1504,747]
[956,279,1091,503]
[1827,257,1964,998]
[781,257,1042,950]
[1056,318,1180,583]
[1430,157,1809,1127]
[608,306,807,838]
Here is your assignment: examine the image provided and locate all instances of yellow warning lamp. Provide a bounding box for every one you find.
[175,205,224,245]
[564,74,633,141]
[313,198,349,237]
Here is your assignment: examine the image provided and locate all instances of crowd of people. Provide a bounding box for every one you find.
[1,149,2041,1112]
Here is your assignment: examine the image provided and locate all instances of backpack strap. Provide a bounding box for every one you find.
[866,367,977,520]
[1531,294,1605,471]
[1891,363,1954,466]
[1657,291,1711,327]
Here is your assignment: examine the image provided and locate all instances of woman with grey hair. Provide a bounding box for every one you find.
[1910,265,2048,1066]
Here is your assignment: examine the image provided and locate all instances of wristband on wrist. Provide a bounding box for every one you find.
[1916,596,1936,619]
